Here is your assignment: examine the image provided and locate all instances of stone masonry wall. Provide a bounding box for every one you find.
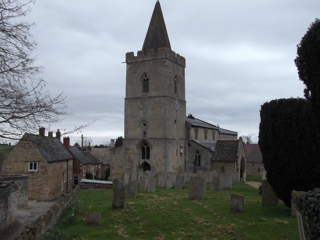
[18,186,80,240]
[0,183,17,234]
[0,175,28,208]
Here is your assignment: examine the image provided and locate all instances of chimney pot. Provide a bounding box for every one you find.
[56,129,61,140]
[39,127,45,136]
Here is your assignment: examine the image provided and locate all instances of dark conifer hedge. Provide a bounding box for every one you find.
[259,98,320,207]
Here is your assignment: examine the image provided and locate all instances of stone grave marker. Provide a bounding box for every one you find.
[165,177,173,189]
[261,180,278,207]
[167,172,177,187]
[147,178,156,192]
[139,176,147,192]
[85,212,101,226]
[189,176,205,200]
[127,179,137,198]
[230,194,244,213]
[211,173,221,191]
[221,172,232,190]
[112,180,126,209]
[175,174,184,190]
[157,172,165,188]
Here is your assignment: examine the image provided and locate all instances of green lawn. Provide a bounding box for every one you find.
[44,183,299,240]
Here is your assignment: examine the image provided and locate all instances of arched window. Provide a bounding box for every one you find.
[142,142,150,159]
[142,74,149,93]
[173,76,178,94]
[195,151,201,166]
[141,161,151,172]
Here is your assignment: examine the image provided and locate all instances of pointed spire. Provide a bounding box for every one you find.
[142,1,171,54]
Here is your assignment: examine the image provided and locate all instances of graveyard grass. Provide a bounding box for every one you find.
[44,183,299,240]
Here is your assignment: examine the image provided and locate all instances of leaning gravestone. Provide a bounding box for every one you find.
[175,174,184,190]
[165,177,173,189]
[147,178,156,193]
[127,179,137,198]
[112,180,126,209]
[189,176,205,200]
[139,176,147,192]
[230,194,244,213]
[85,212,101,226]
[261,180,278,207]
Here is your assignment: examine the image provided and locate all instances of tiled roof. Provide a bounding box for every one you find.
[83,151,101,165]
[69,146,91,165]
[192,139,216,152]
[186,117,218,129]
[25,133,73,163]
[218,127,237,136]
[213,140,239,162]
[244,144,263,164]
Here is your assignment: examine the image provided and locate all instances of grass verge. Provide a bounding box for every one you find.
[43,182,299,240]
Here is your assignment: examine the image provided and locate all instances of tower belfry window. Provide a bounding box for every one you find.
[142,74,149,93]
[142,143,150,159]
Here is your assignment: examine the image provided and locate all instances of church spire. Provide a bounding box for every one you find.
[142,1,171,54]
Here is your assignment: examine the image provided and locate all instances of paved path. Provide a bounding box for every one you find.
[245,181,261,189]
[1,200,58,240]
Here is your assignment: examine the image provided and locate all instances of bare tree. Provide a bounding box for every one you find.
[0,0,67,140]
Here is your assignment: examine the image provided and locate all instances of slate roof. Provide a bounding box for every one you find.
[244,144,263,164]
[192,139,216,152]
[213,140,239,162]
[186,117,237,136]
[24,133,73,163]
[83,151,101,165]
[142,1,171,54]
[69,146,91,165]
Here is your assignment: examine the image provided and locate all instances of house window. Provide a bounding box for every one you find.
[142,143,150,159]
[74,176,78,185]
[173,76,178,94]
[194,128,199,139]
[142,74,149,93]
[195,151,201,166]
[28,162,38,171]
[204,129,208,140]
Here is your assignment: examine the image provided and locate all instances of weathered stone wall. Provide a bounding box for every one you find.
[18,186,80,240]
[0,175,28,207]
[0,183,17,234]
[211,162,236,173]
[186,142,212,173]
[91,148,111,165]
[246,162,263,176]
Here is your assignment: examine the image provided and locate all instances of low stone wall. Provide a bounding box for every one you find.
[0,175,28,208]
[17,186,80,240]
[0,182,18,234]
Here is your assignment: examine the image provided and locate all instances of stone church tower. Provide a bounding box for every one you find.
[123,1,186,178]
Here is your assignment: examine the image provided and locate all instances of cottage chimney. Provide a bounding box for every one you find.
[39,127,45,136]
[63,137,70,149]
[88,142,92,152]
[110,139,115,148]
[48,131,53,137]
[56,129,61,140]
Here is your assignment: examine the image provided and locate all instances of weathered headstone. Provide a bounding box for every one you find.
[127,179,137,198]
[167,172,177,187]
[175,174,184,190]
[197,170,207,190]
[206,171,213,184]
[221,172,232,190]
[147,178,156,192]
[230,194,244,213]
[165,177,173,189]
[211,173,221,191]
[157,172,165,188]
[123,171,129,185]
[184,172,191,183]
[139,176,147,192]
[189,176,205,200]
[232,172,240,184]
[112,180,126,209]
[85,212,101,226]
[261,179,278,207]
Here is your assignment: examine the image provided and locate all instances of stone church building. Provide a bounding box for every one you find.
[110,1,246,181]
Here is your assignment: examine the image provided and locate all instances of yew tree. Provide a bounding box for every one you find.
[259,98,320,207]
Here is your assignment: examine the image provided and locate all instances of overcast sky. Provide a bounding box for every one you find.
[25,0,320,145]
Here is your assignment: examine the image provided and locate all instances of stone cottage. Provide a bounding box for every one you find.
[244,143,263,176]
[2,128,73,201]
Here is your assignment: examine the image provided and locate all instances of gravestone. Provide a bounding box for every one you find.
[261,180,278,207]
[139,176,147,192]
[167,172,177,187]
[232,172,240,184]
[147,178,156,192]
[230,194,244,213]
[189,176,205,200]
[211,173,221,191]
[197,170,207,189]
[184,172,191,183]
[165,177,173,189]
[157,172,165,188]
[112,180,126,209]
[175,174,184,190]
[127,179,137,198]
[221,173,233,190]
[123,171,129,185]
[206,171,213,184]
[85,212,100,226]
